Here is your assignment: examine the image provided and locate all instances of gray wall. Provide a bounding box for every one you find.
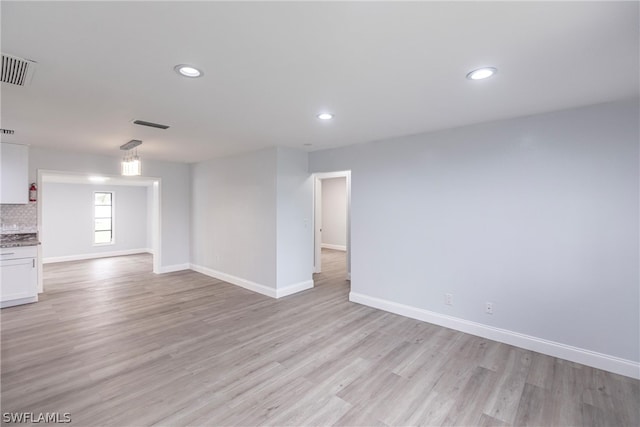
[191,148,278,288]
[276,147,313,288]
[321,177,347,249]
[42,183,147,259]
[309,99,639,363]
[29,147,190,270]
[191,147,313,291]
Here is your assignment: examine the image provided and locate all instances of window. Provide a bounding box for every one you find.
[94,192,113,244]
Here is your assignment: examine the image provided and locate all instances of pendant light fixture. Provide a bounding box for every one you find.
[120,139,142,176]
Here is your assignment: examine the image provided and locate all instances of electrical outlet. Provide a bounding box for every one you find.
[445,293,453,306]
[485,302,493,315]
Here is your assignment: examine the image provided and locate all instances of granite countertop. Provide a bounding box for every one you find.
[0,233,40,248]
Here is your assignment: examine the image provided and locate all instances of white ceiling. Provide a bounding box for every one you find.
[1,1,638,163]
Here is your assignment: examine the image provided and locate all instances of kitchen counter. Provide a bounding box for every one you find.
[0,233,40,248]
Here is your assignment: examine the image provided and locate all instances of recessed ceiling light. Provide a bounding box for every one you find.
[174,64,203,78]
[317,113,333,120]
[466,67,497,80]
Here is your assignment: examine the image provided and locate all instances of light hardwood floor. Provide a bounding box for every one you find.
[1,250,638,426]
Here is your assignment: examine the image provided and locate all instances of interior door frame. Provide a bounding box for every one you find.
[37,170,162,292]
[313,170,351,279]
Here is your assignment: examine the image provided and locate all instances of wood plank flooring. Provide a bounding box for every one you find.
[1,250,638,426]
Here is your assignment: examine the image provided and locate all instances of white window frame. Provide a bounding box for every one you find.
[93,191,115,246]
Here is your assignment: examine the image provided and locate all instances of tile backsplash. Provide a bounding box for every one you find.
[0,203,37,233]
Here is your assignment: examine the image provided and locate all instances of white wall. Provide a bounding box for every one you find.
[146,184,153,250]
[276,147,313,291]
[42,183,147,260]
[321,177,347,250]
[309,99,639,375]
[190,147,313,297]
[29,147,190,271]
[191,148,278,290]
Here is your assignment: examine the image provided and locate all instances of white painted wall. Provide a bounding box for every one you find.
[191,148,278,289]
[321,177,347,250]
[42,183,147,260]
[29,147,190,271]
[190,147,313,297]
[309,99,640,372]
[146,185,154,251]
[276,147,313,291]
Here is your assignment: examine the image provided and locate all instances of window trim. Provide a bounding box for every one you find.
[93,191,115,246]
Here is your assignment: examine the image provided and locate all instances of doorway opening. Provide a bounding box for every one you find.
[37,170,161,293]
[313,171,351,282]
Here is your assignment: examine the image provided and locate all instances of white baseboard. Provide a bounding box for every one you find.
[349,292,640,380]
[158,263,190,274]
[276,280,314,298]
[190,264,314,299]
[321,243,347,251]
[43,248,151,264]
[1,295,38,308]
[190,264,277,298]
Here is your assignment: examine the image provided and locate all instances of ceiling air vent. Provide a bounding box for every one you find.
[1,53,37,87]
[133,120,170,130]
[120,139,142,150]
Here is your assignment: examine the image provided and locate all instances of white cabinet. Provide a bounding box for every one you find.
[1,246,38,308]
[0,143,29,204]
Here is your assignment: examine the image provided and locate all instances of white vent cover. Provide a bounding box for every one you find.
[1,53,37,86]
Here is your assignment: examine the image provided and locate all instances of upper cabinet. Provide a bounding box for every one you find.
[1,143,29,204]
